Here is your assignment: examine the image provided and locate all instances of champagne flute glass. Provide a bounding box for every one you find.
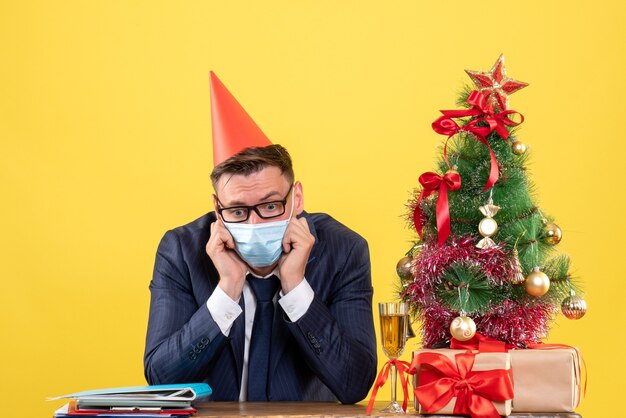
[378,302,409,413]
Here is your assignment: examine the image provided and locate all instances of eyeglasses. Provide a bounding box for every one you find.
[216,184,294,223]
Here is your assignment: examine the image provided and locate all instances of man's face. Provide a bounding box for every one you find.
[213,166,304,224]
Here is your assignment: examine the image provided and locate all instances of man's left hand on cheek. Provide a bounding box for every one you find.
[278,217,315,294]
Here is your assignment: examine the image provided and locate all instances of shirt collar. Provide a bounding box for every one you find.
[247,268,280,280]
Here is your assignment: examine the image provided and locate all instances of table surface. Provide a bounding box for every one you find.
[191,402,582,417]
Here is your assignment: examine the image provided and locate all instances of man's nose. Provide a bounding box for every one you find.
[247,210,263,225]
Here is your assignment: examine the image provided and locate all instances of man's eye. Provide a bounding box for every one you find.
[260,202,283,214]
[228,208,246,218]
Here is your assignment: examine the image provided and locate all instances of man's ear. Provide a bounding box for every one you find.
[212,194,221,218]
[293,181,304,215]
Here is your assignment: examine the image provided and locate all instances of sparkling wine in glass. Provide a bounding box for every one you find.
[378,302,408,413]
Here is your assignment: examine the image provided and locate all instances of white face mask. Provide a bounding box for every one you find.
[224,192,295,268]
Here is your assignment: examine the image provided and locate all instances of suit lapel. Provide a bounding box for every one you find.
[302,212,327,289]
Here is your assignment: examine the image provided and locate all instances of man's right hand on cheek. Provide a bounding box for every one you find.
[206,219,247,301]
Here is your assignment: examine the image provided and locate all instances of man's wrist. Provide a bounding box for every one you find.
[217,274,245,300]
[279,278,313,322]
[206,286,243,336]
[279,274,305,294]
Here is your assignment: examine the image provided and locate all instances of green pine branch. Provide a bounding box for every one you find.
[435,262,506,314]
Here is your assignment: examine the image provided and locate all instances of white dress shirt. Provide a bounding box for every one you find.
[206,271,314,401]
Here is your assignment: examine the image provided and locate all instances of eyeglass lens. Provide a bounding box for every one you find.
[221,201,285,222]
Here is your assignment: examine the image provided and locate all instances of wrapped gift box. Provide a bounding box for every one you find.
[510,347,582,412]
[411,349,512,416]
[412,347,583,414]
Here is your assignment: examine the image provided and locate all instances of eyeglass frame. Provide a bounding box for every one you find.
[215,183,294,223]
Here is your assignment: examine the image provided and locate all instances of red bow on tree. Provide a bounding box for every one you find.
[432,90,524,191]
[413,170,461,247]
[410,351,514,418]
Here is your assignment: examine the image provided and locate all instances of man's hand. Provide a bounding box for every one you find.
[206,218,247,300]
[278,216,315,294]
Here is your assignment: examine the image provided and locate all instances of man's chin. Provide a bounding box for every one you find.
[248,263,278,277]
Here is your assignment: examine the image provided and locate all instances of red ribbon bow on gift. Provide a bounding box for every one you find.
[413,170,461,247]
[432,90,524,191]
[452,335,587,404]
[365,359,411,414]
[410,351,514,418]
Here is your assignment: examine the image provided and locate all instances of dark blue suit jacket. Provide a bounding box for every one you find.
[144,211,377,403]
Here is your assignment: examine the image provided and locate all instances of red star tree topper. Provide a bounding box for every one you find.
[465,54,528,111]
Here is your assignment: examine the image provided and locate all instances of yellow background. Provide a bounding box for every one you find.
[1,1,624,416]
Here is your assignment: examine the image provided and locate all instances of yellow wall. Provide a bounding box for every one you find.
[1,1,623,415]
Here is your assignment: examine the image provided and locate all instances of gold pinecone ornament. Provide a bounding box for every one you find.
[510,248,526,285]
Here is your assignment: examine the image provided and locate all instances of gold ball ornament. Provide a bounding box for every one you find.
[450,315,477,341]
[525,267,550,296]
[561,294,587,320]
[542,223,563,245]
[511,140,527,155]
[396,256,413,281]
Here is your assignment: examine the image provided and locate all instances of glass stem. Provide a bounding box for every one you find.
[390,361,397,404]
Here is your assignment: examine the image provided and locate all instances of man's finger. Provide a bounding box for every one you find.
[213,218,233,245]
[297,217,311,232]
[208,219,236,251]
[282,227,294,252]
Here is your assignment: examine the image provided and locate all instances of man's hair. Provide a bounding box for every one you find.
[210,144,294,189]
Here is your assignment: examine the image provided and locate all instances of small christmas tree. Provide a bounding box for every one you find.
[399,55,587,348]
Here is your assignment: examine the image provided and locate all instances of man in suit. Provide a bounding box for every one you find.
[143,73,377,403]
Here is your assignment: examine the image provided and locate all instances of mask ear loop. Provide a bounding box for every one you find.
[286,184,296,222]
